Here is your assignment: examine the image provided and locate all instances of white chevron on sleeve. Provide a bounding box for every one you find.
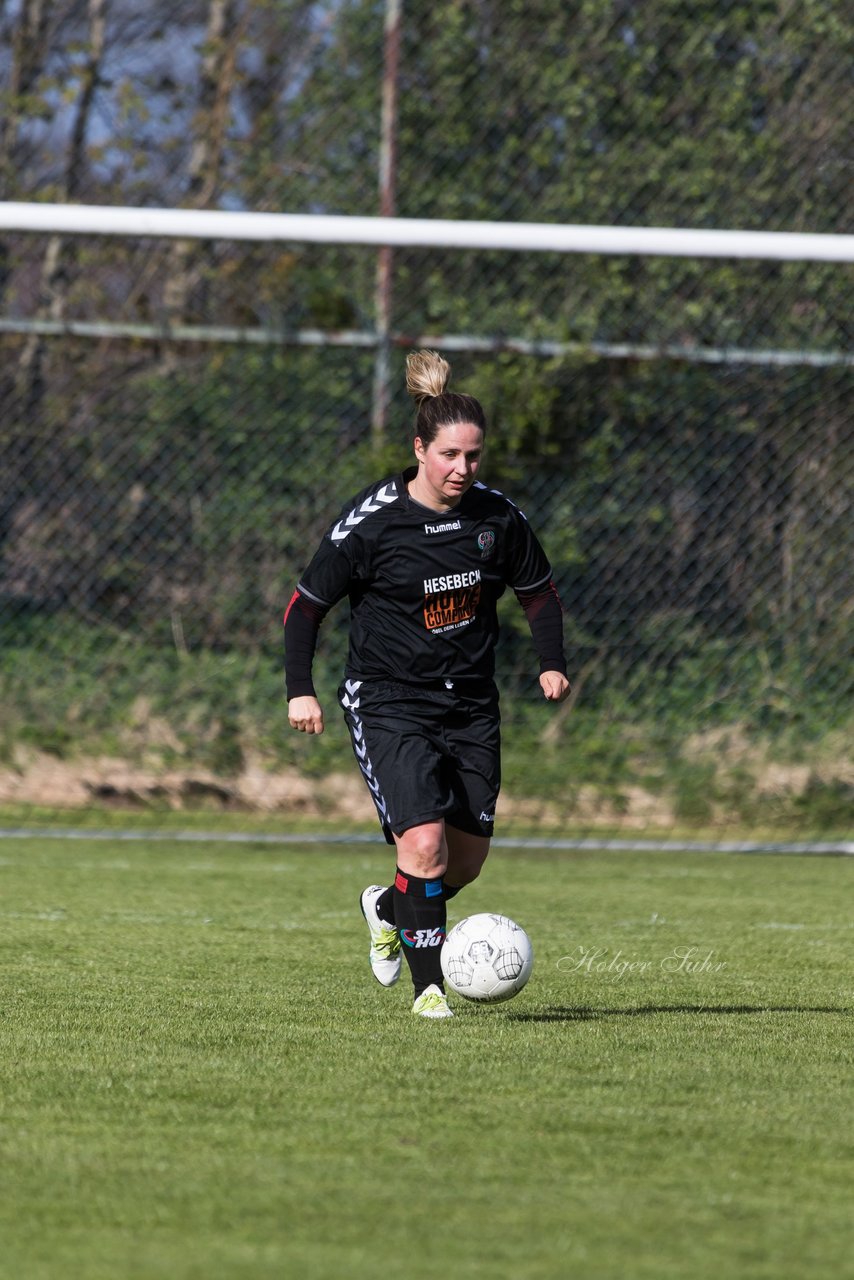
[474,480,528,521]
[330,483,397,542]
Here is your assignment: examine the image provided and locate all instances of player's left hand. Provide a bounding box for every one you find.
[539,671,571,702]
[288,695,325,734]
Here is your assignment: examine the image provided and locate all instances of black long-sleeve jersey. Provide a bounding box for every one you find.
[285,466,566,695]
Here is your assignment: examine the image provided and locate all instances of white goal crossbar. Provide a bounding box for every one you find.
[1,202,853,262]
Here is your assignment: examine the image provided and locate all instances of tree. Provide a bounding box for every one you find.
[0,0,59,301]
[16,0,109,414]
[163,0,241,328]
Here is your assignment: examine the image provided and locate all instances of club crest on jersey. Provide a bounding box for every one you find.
[477,529,496,559]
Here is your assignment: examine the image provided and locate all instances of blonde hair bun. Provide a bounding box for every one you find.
[405,349,451,404]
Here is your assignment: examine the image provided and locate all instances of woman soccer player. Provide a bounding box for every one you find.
[284,351,570,1018]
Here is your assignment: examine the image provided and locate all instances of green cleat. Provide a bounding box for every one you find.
[360,885,402,987]
[412,984,454,1019]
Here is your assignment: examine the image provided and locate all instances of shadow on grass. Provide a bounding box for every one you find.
[508,1004,851,1022]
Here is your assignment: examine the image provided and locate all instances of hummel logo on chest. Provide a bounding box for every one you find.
[424,519,462,535]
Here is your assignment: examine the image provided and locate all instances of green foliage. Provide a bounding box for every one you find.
[1,615,851,832]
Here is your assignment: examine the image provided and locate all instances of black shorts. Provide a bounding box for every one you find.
[338,677,501,845]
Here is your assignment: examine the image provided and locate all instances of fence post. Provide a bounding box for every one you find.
[371,0,403,448]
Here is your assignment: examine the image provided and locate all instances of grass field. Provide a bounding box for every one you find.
[1,831,851,1280]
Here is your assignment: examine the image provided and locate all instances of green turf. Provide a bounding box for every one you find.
[0,836,850,1280]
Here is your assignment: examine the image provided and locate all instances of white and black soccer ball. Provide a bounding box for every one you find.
[441,913,534,1003]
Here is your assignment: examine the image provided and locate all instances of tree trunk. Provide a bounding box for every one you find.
[16,0,109,409]
[0,0,53,190]
[162,0,240,329]
[0,0,53,304]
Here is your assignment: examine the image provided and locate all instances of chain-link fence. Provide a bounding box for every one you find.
[1,1,852,832]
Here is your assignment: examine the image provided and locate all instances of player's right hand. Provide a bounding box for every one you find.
[288,696,325,734]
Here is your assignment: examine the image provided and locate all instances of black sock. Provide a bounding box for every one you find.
[378,878,461,928]
[377,880,459,923]
[375,885,395,926]
[393,868,447,997]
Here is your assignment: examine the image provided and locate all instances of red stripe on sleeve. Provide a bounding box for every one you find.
[283,589,301,626]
